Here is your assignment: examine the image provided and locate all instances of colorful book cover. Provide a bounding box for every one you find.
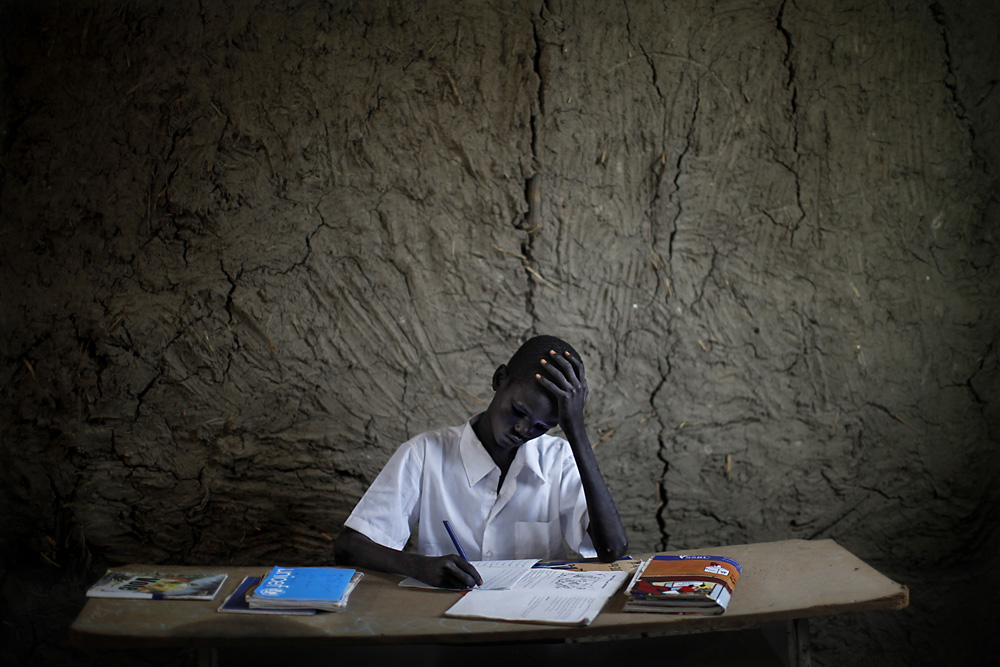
[624,554,741,614]
[86,571,228,600]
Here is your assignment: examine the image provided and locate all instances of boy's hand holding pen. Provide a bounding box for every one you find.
[441,520,482,589]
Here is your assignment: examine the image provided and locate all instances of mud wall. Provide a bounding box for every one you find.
[1,1,997,665]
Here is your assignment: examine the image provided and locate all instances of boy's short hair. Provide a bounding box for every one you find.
[504,335,583,384]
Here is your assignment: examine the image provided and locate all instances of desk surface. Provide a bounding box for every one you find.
[69,539,908,649]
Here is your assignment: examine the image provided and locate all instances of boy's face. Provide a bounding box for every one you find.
[483,375,559,452]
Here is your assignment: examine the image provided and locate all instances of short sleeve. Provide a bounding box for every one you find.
[343,439,424,550]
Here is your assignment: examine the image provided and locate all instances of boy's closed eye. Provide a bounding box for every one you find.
[512,405,554,435]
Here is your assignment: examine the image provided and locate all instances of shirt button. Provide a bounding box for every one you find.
[486,551,493,558]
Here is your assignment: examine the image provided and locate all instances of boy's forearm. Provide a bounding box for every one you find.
[564,426,629,562]
[334,528,419,577]
[335,527,481,588]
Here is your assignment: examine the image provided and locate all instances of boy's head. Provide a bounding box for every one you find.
[494,335,583,390]
[479,335,583,453]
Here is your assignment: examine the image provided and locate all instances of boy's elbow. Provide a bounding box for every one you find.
[333,529,359,565]
[595,537,629,563]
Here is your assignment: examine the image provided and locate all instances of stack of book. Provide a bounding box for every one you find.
[230,566,363,613]
[623,554,741,615]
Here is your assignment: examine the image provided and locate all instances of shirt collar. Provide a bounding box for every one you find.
[461,418,546,485]
[460,420,496,486]
[519,441,546,480]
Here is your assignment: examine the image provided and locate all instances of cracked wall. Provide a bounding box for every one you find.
[2,1,998,665]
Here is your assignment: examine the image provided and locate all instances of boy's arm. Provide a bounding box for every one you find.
[334,527,482,589]
[537,350,629,562]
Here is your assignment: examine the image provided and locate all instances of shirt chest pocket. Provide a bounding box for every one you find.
[514,519,563,559]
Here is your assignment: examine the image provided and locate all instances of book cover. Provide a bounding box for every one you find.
[86,571,228,600]
[624,554,741,615]
[217,576,317,615]
[247,567,361,612]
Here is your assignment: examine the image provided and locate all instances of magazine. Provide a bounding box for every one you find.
[623,554,741,615]
[86,570,228,600]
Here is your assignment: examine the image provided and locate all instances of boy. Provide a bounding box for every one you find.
[333,335,628,589]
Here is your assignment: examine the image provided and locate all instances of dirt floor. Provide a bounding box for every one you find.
[1,1,998,665]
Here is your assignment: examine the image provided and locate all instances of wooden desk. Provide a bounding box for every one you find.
[69,539,908,666]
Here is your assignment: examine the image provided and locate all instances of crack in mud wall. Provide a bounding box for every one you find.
[1,1,998,665]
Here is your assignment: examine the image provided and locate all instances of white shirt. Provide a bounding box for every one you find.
[344,420,596,561]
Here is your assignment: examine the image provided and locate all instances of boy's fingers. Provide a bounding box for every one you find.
[441,565,466,588]
[461,561,483,586]
[538,366,586,399]
[563,350,585,381]
[547,350,583,384]
[447,556,482,587]
[539,362,571,390]
[535,373,565,396]
[457,567,480,588]
[541,354,575,387]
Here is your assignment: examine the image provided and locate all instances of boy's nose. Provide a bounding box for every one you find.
[514,421,528,436]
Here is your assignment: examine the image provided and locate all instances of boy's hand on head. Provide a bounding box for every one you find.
[534,347,629,562]
[536,349,588,436]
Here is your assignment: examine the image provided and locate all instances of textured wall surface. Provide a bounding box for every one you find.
[1,1,997,665]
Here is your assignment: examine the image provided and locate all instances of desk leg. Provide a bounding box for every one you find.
[787,618,811,667]
[763,619,812,667]
[197,646,217,667]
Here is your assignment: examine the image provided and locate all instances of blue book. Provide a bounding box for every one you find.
[217,576,317,615]
[247,567,361,612]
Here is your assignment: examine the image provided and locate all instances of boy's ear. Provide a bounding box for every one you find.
[491,365,508,391]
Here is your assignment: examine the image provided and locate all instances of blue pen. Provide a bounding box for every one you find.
[442,520,469,561]
[443,520,481,588]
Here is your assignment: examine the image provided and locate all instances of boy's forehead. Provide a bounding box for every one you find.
[506,379,557,414]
